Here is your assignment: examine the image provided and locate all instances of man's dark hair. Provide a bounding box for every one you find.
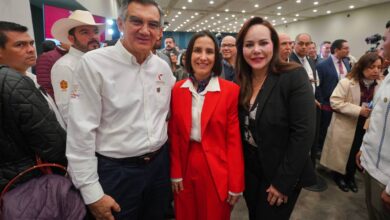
[68,27,76,36]
[320,41,331,47]
[386,20,390,29]
[165,36,175,43]
[119,0,164,26]
[41,40,56,52]
[0,21,28,48]
[331,39,347,54]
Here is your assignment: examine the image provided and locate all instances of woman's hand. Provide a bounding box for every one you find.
[356,150,364,171]
[360,106,371,117]
[171,180,184,193]
[266,185,288,206]
[227,194,241,206]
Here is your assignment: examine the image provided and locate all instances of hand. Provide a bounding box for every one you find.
[360,106,371,117]
[172,180,184,194]
[315,100,321,108]
[226,194,240,206]
[266,185,288,206]
[381,190,390,211]
[355,151,364,171]
[88,195,121,220]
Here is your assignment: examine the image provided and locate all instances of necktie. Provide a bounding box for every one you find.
[338,60,345,79]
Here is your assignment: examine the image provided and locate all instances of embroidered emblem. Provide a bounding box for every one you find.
[158,73,163,81]
[60,80,68,90]
[70,84,80,99]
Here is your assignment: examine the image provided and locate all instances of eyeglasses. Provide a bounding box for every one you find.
[296,41,312,47]
[128,16,161,30]
[221,44,236,48]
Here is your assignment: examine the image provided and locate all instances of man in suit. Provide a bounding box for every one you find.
[290,33,325,192]
[308,42,323,64]
[319,41,331,60]
[316,39,351,190]
[278,33,293,62]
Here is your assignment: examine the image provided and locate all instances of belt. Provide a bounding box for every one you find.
[96,147,163,165]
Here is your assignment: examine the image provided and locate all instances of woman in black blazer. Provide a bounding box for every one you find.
[235,17,317,220]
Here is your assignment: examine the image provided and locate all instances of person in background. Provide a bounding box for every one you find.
[321,52,382,193]
[0,21,66,190]
[170,30,244,220]
[41,40,56,53]
[65,1,175,219]
[308,42,322,64]
[278,33,293,62]
[161,36,179,57]
[236,17,316,219]
[35,42,69,99]
[153,37,171,66]
[220,35,237,81]
[357,20,390,220]
[319,41,331,59]
[169,52,188,81]
[51,10,105,125]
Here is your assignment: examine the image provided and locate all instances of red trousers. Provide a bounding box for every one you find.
[174,141,231,220]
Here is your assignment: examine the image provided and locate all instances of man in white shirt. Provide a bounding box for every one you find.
[51,10,105,125]
[66,1,175,220]
[357,20,390,220]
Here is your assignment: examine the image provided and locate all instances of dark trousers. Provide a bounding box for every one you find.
[243,145,301,220]
[97,144,171,220]
[317,110,332,151]
[310,106,321,167]
[346,116,366,180]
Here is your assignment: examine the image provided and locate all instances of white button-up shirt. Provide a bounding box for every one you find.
[51,47,85,125]
[66,40,175,204]
[181,77,220,142]
[361,73,390,195]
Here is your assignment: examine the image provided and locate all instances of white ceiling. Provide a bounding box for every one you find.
[157,0,390,33]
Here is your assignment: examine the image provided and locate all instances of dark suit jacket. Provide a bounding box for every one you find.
[239,67,317,195]
[316,56,351,105]
[289,53,321,101]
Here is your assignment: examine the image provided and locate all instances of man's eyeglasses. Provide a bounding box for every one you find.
[128,16,161,30]
[221,44,236,48]
[296,41,312,47]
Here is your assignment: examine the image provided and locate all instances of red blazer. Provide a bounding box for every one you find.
[169,77,244,201]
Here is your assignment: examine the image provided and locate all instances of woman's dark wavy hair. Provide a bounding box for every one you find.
[347,52,383,81]
[185,30,222,76]
[235,17,300,110]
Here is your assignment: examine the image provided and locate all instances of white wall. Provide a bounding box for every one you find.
[0,0,35,40]
[275,2,390,58]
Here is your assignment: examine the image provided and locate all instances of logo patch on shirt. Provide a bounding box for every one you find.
[60,80,68,91]
[70,84,80,99]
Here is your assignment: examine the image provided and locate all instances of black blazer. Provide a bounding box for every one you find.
[289,53,322,101]
[239,67,317,195]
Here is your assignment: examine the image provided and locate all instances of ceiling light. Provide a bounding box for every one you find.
[295,13,299,17]
[175,15,178,18]
[283,21,287,23]
[191,16,194,18]
[196,24,199,27]
[182,6,186,9]
[188,0,192,2]
[314,1,319,5]
[272,20,276,23]
[195,12,199,15]
[277,12,281,16]
[208,25,211,28]
[216,14,220,16]
[235,21,238,24]
[264,16,268,19]
[250,15,254,18]
[296,0,301,3]
[232,14,235,17]
[326,10,331,14]
[213,22,216,25]
[281,17,285,20]
[293,18,297,21]
[107,29,114,35]
[172,18,175,21]
[209,1,214,4]
[225,17,229,20]
[178,11,182,14]
[242,10,246,13]
[254,4,259,8]
[106,19,114,25]
[211,16,214,19]
[349,5,355,9]
[313,9,318,12]
[186,19,190,22]
[277,6,282,10]
[225,9,229,12]
[201,22,204,25]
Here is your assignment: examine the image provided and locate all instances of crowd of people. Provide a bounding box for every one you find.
[0,0,389,219]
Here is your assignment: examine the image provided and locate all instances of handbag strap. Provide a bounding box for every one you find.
[0,163,67,206]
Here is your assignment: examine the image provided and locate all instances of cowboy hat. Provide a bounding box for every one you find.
[51,10,105,44]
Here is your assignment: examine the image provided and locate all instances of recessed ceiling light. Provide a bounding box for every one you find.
[208,25,211,27]
[213,22,216,25]
[201,22,204,25]
[211,17,214,19]
[264,16,268,19]
[242,10,246,13]
[229,23,232,26]
[293,18,297,21]
[277,6,282,10]
[326,10,332,14]
[225,17,229,20]
[182,6,186,9]
[191,15,194,18]
[314,1,319,5]
[277,12,281,16]
[172,18,175,21]
[281,17,285,20]
[272,20,275,23]
[349,5,355,9]
[195,12,199,15]
[296,0,301,3]
[250,15,254,18]
[186,19,190,22]
[196,24,199,27]
[178,11,182,14]
[209,1,214,4]
[232,14,235,17]
[283,21,287,23]
[218,20,221,23]
[216,14,220,16]
[313,9,318,12]
[175,15,178,18]
[235,21,238,24]
[225,9,229,12]
[295,14,299,17]
[188,0,192,2]
[254,4,259,8]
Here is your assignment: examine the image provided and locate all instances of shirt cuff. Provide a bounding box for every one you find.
[228,191,243,196]
[386,182,390,195]
[79,181,105,205]
[171,178,183,183]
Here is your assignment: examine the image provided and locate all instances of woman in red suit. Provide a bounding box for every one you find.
[169,30,245,220]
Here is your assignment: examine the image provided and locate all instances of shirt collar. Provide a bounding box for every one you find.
[115,40,153,65]
[181,76,220,94]
[331,54,341,63]
[69,46,85,57]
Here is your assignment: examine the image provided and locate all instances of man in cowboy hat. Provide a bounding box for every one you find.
[66,0,175,219]
[50,10,105,125]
